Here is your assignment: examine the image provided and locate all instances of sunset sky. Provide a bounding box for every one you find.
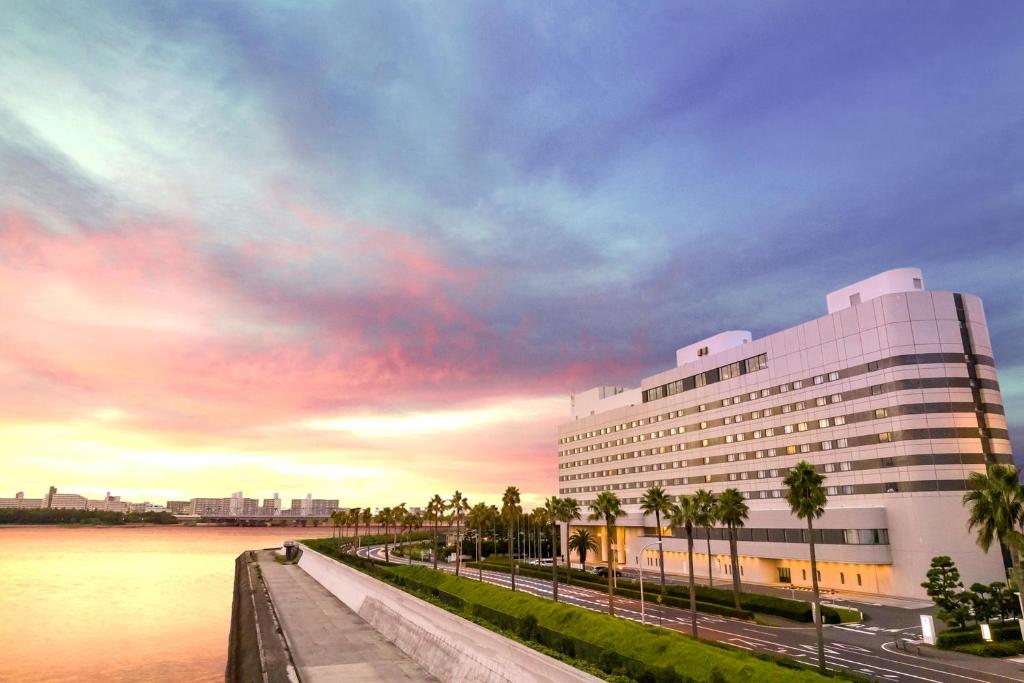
[2,2,1022,508]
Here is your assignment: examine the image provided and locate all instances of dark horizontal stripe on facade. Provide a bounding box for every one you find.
[636,350,995,408]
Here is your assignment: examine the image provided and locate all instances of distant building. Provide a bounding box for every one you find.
[0,492,43,509]
[290,494,340,516]
[166,501,191,515]
[261,493,282,516]
[48,492,89,510]
[189,498,232,516]
[87,493,128,513]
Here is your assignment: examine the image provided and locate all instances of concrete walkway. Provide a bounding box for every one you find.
[257,551,435,683]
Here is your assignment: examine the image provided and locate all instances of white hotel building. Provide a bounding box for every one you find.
[557,269,1013,599]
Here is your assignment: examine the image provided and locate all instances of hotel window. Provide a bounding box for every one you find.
[763,408,772,417]
[800,444,811,453]
[757,470,766,478]
[772,490,782,498]
[729,473,737,481]
[768,448,777,457]
[753,430,762,439]
[818,418,830,428]
[724,416,732,425]
[722,399,731,407]
[857,574,862,586]
[780,384,789,393]
[736,433,745,441]
[734,414,743,423]
[700,421,708,429]
[755,450,765,459]
[770,469,779,477]
[878,432,892,443]
[797,422,808,432]
[840,461,852,471]
[784,424,794,434]
[824,463,835,473]
[842,485,854,495]
[828,371,840,381]
[704,475,712,483]
[874,408,888,419]
[760,491,769,499]
[821,440,833,450]
[738,452,747,461]
[795,401,805,410]
[765,428,775,436]
[702,439,710,447]
[834,416,846,425]
[727,453,735,462]
[793,380,803,390]
[740,472,748,480]
[749,392,758,400]
[868,360,880,372]
[814,375,824,385]
[750,410,760,419]
[831,394,842,403]
[782,405,792,413]
[816,397,827,407]
[762,388,770,397]
[827,486,838,496]
[704,456,711,464]
[871,384,883,396]
[699,404,706,412]
[786,445,798,455]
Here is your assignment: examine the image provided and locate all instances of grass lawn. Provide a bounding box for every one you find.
[384,563,852,682]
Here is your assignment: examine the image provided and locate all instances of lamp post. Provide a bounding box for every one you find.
[637,540,663,625]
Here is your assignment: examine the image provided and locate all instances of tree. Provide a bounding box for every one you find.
[375,507,394,564]
[669,496,700,638]
[330,510,344,542]
[467,502,490,581]
[360,507,372,546]
[693,489,718,588]
[717,488,750,610]
[392,503,407,554]
[427,494,446,570]
[640,485,674,594]
[963,464,1024,586]
[350,507,362,544]
[568,528,598,570]
[502,486,522,591]
[450,491,469,576]
[589,491,626,616]
[783,461,828,673]
[557,497,582,585]
[922,555,968,628]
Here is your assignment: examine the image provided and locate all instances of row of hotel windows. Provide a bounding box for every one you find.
[641,353,769,403]
[561,352,988,446]
[667,526,889,546]
[560,395,864,457]
[561,459,855,483]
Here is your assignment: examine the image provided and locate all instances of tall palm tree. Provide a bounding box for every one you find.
[350,507,362,543]
[488,504,500,557]
[360,507,372,546]
[450,491,469,576]
[502,486,522,591]
[694,489,718,587]
[568,527,598,570]
[717,488,750,610]
[640,485,674,594]
[543,496,563,601]
[375,507,394,564]
[330,510,343,542]
[427,494,446,570]
[784,461,828,673]
[392,503,407,556]
[467,502,489,581]
[557,497,582,585]
[589,491,626,616]
[669,496,700,638]
[963,464,1024,582]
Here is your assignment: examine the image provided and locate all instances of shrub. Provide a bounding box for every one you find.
[952,641,1024,657]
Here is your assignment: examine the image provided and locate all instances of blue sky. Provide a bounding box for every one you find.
[1,1,1021,502]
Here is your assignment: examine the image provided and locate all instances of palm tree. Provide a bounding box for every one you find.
[450,491,469,576]
[487,503,500,557]
[543,497,563,601]
[589,491,626,616]
[640,485,674,594]
[375,507,394,564]
[669,496,700,638]
[694,489,718,587]
[784,461,828,673]
[392,503,407,556]
[467,502,489,581]
[360,507,372,546]
[501,486,522,591]
[350,507,362,543]
[557,497,582,585]
[963,465,1024,582]
[568,527,598,570]
[426,494,446,570]
[330,510,344,542]
[717,488,750,610]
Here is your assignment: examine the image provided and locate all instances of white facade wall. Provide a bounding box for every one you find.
[558,271,1012,599]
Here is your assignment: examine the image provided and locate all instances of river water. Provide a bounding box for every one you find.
[0,525,337,682]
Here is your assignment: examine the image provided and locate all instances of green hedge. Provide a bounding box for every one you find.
[936,621,1023,649]
[951,641,1024,657]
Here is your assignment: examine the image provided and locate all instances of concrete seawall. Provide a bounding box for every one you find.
[226,551,296,683]
[297,544,601,683]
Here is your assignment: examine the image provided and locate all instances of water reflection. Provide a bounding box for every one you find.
[0,525,336,682]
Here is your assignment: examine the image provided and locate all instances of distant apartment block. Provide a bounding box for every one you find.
[290,494,341,516]
[557,269,1013,600]
[0,492,44,509]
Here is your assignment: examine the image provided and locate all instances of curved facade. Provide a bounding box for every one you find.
[557,269,1012,599]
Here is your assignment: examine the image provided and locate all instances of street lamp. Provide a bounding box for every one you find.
[636,540,663,625]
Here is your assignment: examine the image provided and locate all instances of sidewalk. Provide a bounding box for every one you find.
[256,550,435,683]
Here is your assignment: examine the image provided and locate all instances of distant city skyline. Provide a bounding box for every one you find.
[2,3,1021,506]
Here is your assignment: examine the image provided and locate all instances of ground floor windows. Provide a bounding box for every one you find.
[778,567,791,583]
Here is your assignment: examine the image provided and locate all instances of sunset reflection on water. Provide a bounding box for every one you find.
[0,525,336,682]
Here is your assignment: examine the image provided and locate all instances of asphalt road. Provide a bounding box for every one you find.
[354,545,1024,683]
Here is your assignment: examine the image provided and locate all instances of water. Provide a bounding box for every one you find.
[0,525,337,682]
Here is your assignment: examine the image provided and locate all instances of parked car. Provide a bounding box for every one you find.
[592,566,622,577]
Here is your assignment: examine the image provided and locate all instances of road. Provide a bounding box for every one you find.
[354,545,1024,683]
